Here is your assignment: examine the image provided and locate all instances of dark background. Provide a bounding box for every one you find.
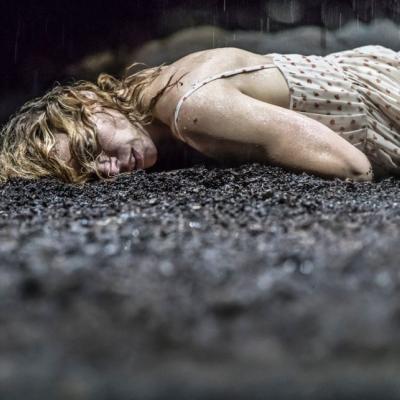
[0,0,398,117]
[2,3,400,398]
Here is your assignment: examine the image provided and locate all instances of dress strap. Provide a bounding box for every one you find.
[173,62,277,141]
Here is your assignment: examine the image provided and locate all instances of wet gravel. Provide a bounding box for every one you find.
[1,163,400,399]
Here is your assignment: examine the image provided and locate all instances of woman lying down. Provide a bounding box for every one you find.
[2,44,400,183]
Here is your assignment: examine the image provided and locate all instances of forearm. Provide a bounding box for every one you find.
[263,112,374,182]
[267,142,373,181]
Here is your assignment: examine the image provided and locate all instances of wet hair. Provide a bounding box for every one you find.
[0,63,174,183]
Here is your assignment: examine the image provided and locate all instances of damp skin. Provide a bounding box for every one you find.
[158,71,372,180]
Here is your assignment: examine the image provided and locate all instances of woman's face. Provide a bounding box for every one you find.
[55,107,158,178]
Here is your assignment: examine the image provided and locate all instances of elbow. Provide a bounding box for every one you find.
[346,170,373,182]
[344,156,374,182]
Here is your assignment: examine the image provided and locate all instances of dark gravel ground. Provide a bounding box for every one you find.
[1,163,400,399]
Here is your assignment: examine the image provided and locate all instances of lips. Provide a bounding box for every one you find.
[132,147,145,170]
[128,148,136,171]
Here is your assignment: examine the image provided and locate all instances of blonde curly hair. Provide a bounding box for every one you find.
[0,63,175,183]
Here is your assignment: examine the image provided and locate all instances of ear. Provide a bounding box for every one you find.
[80,90,98,100]
[53,133,72,161]
[79,91,104,113]
[53,133,81,171]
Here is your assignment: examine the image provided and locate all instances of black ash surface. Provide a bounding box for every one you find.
[1,164,400,399]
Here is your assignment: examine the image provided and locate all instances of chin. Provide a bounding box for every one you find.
[144,146,158,169]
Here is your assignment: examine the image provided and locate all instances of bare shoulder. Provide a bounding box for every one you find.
[151,47,270,124]
[169,47,259,68]
[160,47,268,84]
[161,47,263,84]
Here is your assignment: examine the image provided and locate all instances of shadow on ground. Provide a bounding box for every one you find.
[1,164,400,399]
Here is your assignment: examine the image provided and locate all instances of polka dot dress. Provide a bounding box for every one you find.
[270,45,400,176]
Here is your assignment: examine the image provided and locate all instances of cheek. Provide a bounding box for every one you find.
[143,134,157,152]
[96,125,119,152]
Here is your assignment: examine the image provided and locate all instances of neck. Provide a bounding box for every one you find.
[140,66,176,145]
[144,118,176,149]
[140,65,168,111]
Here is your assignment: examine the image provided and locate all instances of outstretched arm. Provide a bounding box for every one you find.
[175,83,373,181]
